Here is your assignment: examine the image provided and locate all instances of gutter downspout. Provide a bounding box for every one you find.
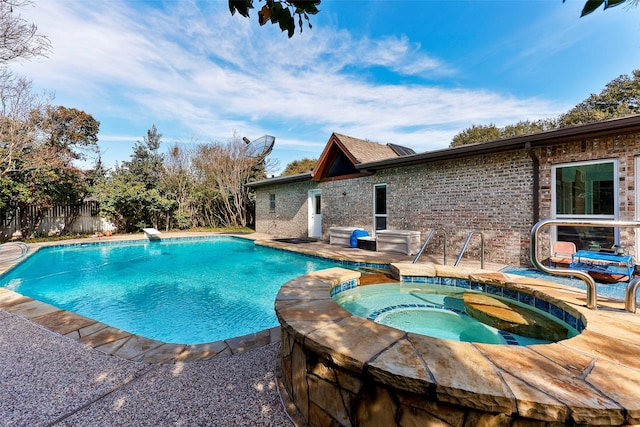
[525,142,540,225]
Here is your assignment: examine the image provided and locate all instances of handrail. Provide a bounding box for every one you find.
[454,231,484,269]
[625,277,640,313]
[412,229,447,264]
[530,218,640,311]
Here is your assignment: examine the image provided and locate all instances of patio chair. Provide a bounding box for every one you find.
[549,241,576,267]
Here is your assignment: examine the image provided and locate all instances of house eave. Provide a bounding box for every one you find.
[357,115,640,172]
[245,172,312,188]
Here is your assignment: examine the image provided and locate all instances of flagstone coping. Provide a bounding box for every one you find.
[0,234,290,364]
[0,287,281,364]
[276,263,640,426]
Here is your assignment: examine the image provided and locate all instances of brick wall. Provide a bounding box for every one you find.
[538,132,640,259]
[254,130,640,266]
[254,180,319,237]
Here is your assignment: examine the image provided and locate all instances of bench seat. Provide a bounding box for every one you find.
[376,230,421,255]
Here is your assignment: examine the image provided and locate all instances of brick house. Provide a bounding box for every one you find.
[247,115,640,267]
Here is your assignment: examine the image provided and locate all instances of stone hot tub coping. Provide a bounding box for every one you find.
[275,263,640,426]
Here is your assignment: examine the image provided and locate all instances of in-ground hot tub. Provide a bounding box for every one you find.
[332,281,581,346]
[275,262,640,426]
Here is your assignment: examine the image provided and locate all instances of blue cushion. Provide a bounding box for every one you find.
[350,229,369,248]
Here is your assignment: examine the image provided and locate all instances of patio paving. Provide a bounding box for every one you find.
[1,232,638,425]
[0,310,293,426]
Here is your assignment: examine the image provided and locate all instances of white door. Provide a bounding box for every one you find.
[308,190,322,238]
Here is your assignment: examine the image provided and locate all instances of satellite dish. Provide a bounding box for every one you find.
[244,135,275,161]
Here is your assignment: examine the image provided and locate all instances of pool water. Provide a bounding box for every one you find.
[334,283,579,345]
[0,237,339,344]
[500,265,637,303]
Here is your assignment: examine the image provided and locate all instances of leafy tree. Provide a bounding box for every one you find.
[450,119,560,147]
[229,0,320,38]
[566,0,637,17]
[0,0,50,64]
[126,124,164,189]
[451,69,639,146]
[450,124,501,147]
[162,143,195,229]
[97,125,175,232]
[0,71,100,238]
[560,69,640,126]
[281,157,317,175]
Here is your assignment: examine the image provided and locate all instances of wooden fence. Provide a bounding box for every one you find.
[1,201,116,239]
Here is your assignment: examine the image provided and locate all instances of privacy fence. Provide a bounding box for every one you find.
[1,200,116,240]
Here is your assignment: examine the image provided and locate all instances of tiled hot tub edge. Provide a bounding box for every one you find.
[276,264,640,426]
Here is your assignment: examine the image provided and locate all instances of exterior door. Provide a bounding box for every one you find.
[308,190,322,238]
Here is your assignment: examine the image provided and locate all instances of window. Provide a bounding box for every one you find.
[374,184,387,231]
[553,160,617,250]
[269,194,276,212]
[314,193,321,215]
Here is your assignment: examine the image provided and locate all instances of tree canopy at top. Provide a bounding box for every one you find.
[450,69,640,147]
[229,0,320,38]
[565,0,638,17]
[230,0,636,38]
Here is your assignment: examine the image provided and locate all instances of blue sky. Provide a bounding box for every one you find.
[13,0,640,175]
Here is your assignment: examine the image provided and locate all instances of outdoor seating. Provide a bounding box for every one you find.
[329,226,362,246]
[376,229,421,255]
[549,241,576,267]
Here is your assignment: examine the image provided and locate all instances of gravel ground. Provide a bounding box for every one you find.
[0,310,294,426]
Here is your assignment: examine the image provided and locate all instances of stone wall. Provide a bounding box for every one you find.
[276,267,640,426]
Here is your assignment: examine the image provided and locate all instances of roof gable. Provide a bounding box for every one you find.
[311,133,410,181]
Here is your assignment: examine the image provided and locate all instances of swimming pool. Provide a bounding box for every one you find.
[0,236,340,344]
[333,282,580,345]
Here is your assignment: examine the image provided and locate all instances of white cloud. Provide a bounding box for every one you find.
[14,0,570,172]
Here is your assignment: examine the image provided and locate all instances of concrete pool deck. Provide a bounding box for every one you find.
[0,232,422,425]
[2,232,640,425]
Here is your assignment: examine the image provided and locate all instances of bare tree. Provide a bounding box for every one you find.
[0,0,51,64]
[0,69,49,179]
[162,143,195,229]
[192,134,258,228]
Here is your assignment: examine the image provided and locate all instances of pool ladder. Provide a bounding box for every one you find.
[454,231,484,269]
[413,229,447,264]
[413,230,484,269]
[531,218,640,312]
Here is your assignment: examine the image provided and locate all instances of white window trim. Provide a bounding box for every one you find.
[551,158,619,245]
[551,158,619,219]
[373,183,387,235]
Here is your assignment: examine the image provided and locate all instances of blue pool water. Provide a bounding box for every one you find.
[0,237,340,344]
[333,283,579,345]
[500,266,637,302]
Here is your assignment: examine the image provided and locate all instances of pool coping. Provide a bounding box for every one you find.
[0,231,413,364]
[275,263,640,425]
[0,233,287,364]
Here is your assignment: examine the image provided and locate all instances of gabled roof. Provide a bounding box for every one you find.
[246,114,640,189]
[311,133,413,181]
